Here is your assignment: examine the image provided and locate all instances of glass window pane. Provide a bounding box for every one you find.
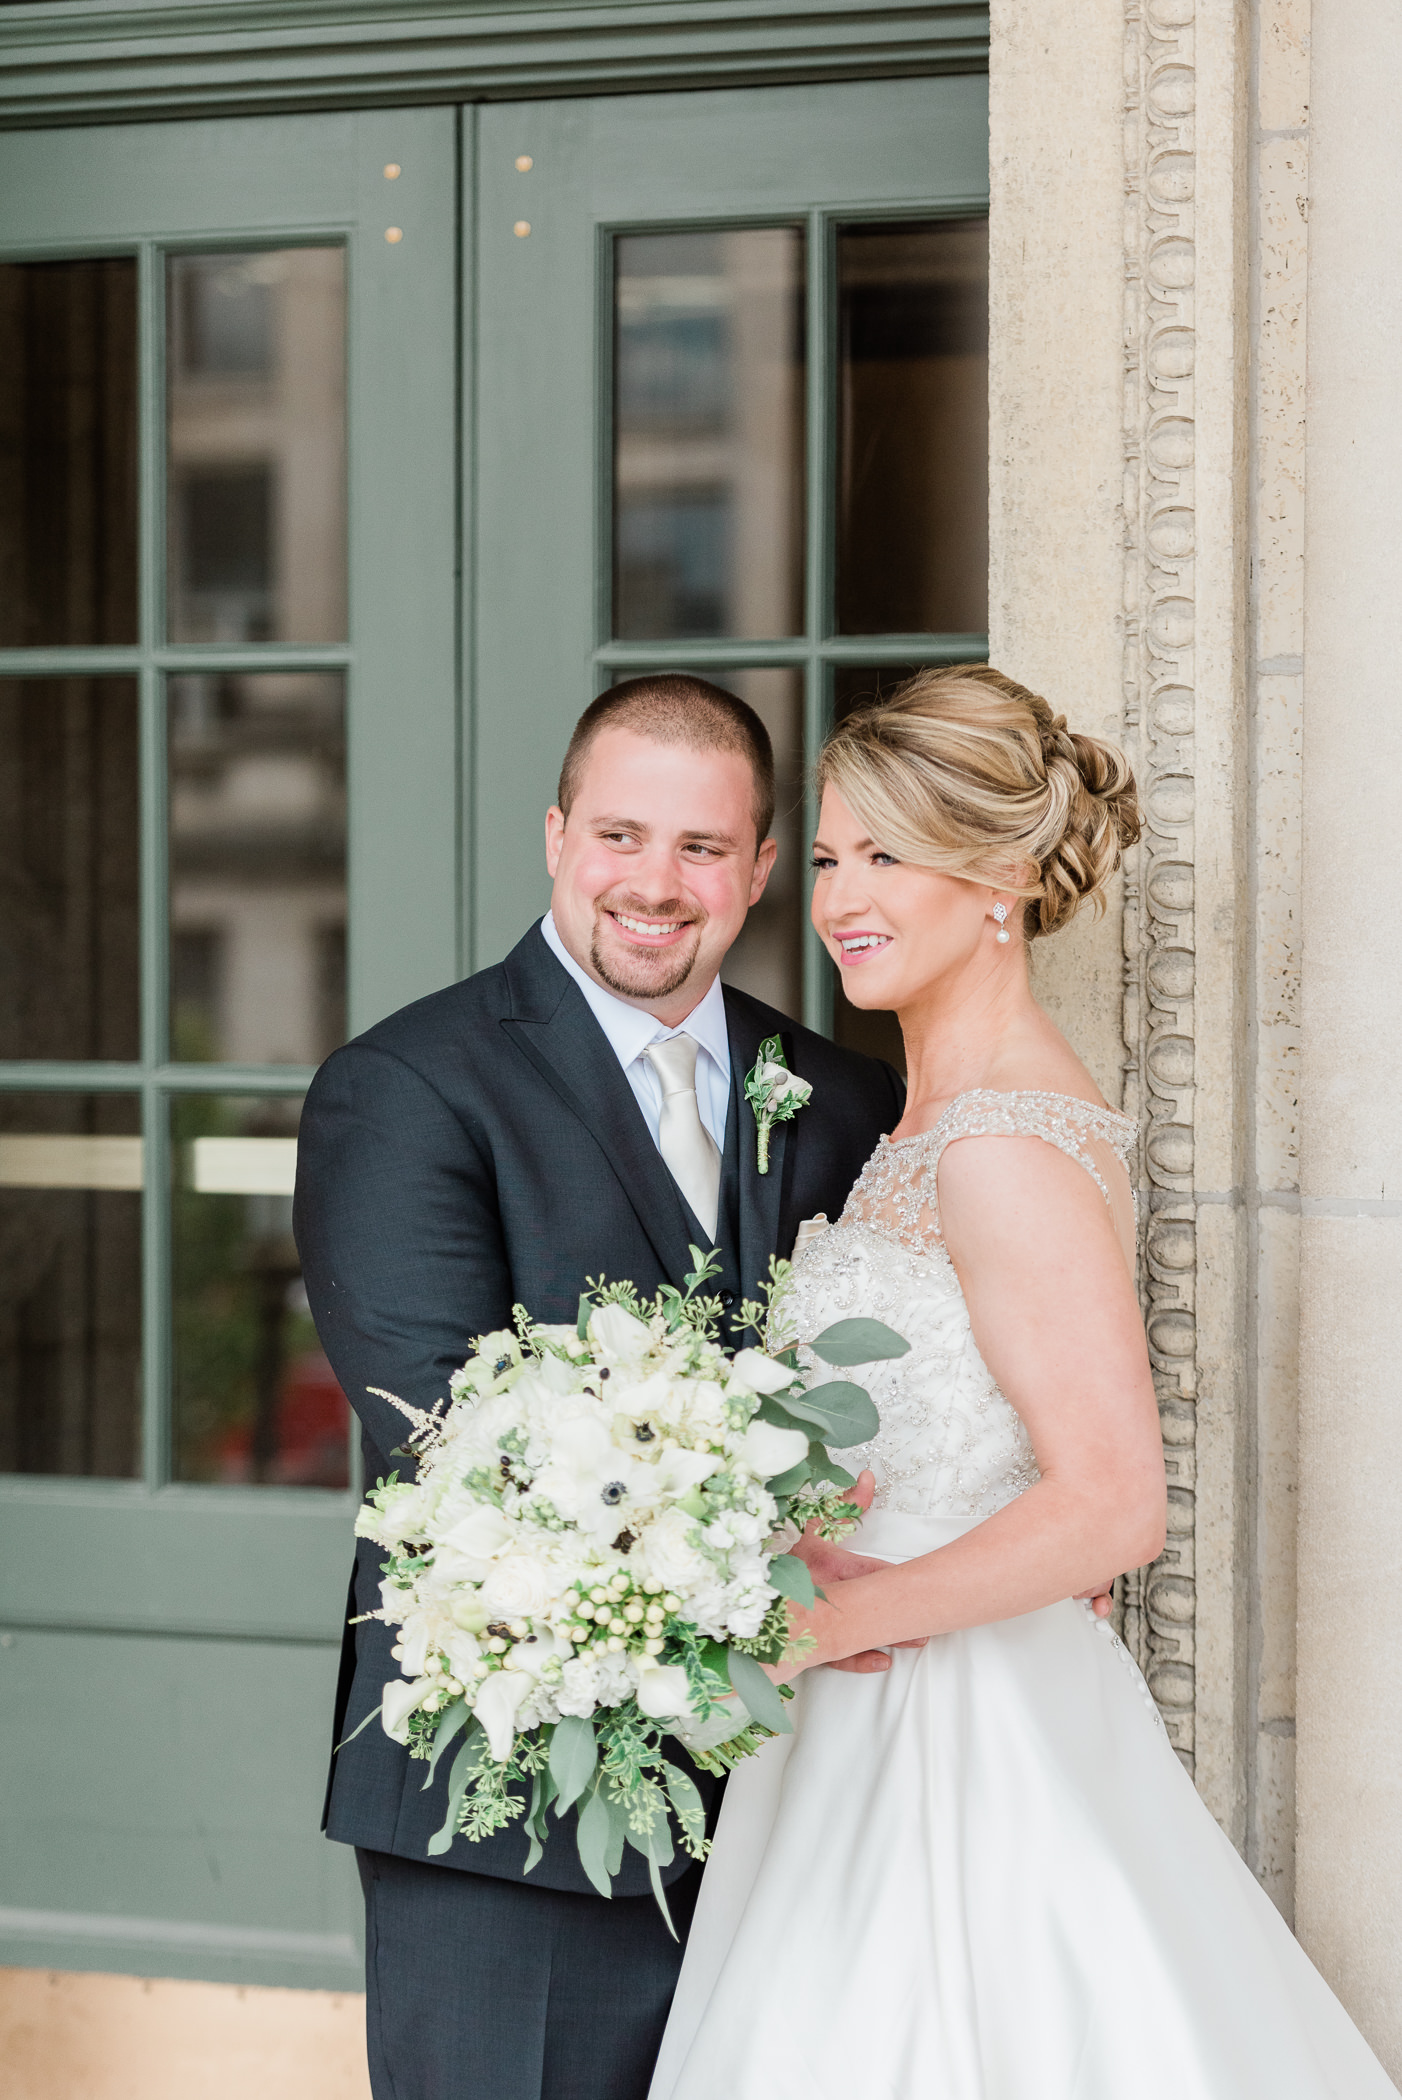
[0,677,140,1062]
[836,219,988,637]
[171,1093,349,1488]
[168,672,346,1065]
[0,258,139,648]
[167,249,346,644]
[0,1094,142,1479]
[614,230,805,641]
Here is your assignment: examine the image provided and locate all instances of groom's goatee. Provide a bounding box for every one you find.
[590,894,705,999]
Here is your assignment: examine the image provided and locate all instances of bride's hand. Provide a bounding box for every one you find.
[792,1470,928,1675]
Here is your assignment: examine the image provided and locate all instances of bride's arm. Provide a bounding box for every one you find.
[778,1134,1166,1671]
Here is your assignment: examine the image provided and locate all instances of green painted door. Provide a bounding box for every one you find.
[0,109,457,1987]
[471,74,989,1047]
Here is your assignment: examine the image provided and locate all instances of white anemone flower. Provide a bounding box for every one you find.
[531,1415,646,1542]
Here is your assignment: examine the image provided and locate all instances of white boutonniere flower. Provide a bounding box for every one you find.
[743,1034,813,1174]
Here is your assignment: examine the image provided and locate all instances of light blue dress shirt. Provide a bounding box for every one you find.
[540,911,731,1154]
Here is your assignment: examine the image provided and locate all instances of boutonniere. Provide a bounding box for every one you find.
[744,1034,813,1174]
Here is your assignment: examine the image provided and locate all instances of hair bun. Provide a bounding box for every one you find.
[815,663,1142,941]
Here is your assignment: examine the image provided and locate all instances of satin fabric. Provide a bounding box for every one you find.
[651,1511,1398,2100]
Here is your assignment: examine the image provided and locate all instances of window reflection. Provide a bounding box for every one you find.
[168,672,347,1065]
[0,1094,142,1479]
[167,249,346,644]
[171,1094,349,1488]
[0,259,139,649]
[0,678,140,1062]
[614,230,805,641]
[836,219,988,637]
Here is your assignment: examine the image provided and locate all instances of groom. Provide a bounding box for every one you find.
[294,675,904,2100]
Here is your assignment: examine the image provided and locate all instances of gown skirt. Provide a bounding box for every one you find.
[649,1511,1399,2100]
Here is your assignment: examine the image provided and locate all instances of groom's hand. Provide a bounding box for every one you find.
[795,1470,928,1676]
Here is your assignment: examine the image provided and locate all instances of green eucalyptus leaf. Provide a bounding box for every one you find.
[576,1293,592,1341]
[548,1714,598,1813]
[766,1552,817,1610]
[419,1696,468,1789]
[604,1790,628,1879]
[726,1647,792,1736]
[777,1379,879,1447]
[805,1441,857,1490]
[765,1457,812,1497]
[575,1779,614,1899]
[807,1317,910,1367]
[427,1720,485,1856]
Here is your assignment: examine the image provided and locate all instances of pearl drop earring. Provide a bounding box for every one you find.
[993,903,1011,944]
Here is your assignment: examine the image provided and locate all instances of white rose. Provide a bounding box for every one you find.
[480,1553,557,1622]
[636,1506,711,1593]
[587,1303,653,1363]
[472,1670,532,1762]
[738,1419,809,1480]
[728,1348,799,1396]
[633,1661,696,1721]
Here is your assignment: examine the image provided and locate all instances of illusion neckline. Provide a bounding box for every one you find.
[880,1086,1135,1151]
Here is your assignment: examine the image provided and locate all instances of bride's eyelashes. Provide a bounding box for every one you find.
[808,851,899,872]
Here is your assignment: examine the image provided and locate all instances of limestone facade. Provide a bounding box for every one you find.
[997,0,1401,2073]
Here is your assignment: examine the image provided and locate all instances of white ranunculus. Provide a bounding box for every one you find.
[728,1348,799,1396]
[473,1668,532,1762]
[442,1503,514,1561]
[381,1674,433,1744]
[587,1303,653,1363]
[635,1505,710,1592]
[480,1553,556,1622]
[633,1661,696,1721]
[356,1480,432,1547]
[738,1419,810,1480]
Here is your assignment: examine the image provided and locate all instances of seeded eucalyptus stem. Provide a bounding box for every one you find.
[756,1115,772,1175]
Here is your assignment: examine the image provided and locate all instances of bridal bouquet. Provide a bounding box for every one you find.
[350,1251,905,1920]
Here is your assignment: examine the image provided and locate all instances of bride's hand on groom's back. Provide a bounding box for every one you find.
[794,1470,929,1674]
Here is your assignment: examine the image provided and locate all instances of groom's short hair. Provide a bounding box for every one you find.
[558,675,776,844]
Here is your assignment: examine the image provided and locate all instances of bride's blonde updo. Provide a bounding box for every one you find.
[816,665,1141,938]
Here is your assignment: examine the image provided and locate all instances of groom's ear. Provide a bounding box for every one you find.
[545,805,566,876]
[748,834,779,905]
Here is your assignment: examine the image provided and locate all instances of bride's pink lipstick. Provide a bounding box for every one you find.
[833,930,894,968]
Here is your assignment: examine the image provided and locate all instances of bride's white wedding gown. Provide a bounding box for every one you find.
[651,1091,1398,2100]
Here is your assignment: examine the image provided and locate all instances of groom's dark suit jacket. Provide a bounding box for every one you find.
[294,923,903,1897]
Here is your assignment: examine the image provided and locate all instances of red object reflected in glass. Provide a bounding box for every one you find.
[212,1348,350,1489]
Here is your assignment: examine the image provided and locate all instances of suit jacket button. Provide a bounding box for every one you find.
[719,1289,737,1307]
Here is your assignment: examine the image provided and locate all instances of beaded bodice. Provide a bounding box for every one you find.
[786,1091,1137,1520]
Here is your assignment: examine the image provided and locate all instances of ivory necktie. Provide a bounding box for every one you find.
[643,1034,721,1242]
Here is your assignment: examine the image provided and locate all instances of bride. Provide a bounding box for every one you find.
[651,667,1398,2099]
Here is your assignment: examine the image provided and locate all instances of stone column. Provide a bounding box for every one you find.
[1296,0,1402,2072]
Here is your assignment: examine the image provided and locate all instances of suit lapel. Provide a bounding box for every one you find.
[726,993,791,1308]
[500,929,701,1288]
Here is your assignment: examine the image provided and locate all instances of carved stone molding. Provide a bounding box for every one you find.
[1118,0,1200,1769]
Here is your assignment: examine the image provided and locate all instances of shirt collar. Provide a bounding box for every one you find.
[540,912,730,1077]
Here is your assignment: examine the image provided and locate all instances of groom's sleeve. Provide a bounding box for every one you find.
[293,1041,511,1467]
